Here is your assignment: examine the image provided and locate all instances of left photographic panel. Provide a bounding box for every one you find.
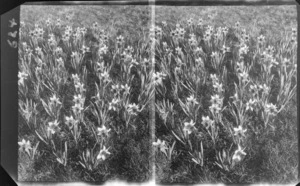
[18,5,152,182]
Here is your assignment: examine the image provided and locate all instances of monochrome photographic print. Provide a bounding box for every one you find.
[17,4,153,183]
[10,1,299,186]
[153,5,298,185]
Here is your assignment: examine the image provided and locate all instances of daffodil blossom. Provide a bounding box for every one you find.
[175,46,182,54]
[125,46,134,54]
[232,145,246,163]
[162,42,168,48]
[112,84,121,93]
[48,37,56,46]
[183,120,196,136]
[243,34,250,42]
[292,27,297,36]
[75,83,86,93]
[100,71,110,83]
[97,146,111,161]
[97,125,111,136]
[22,42,27,48]
[97,62,105,72]
[116,35,124,45]
[239,44,249,55]
[260,84,270,94]
[18,139,32,154]
[203,32,211,41]
[72,74,80,84]
[265,45,275,55]
[48,120,60,134]
[201,116,214,128]
[72,103,84,115]
[210,74,218,84]
[121,84,130,95]
[249,84,259,95]
[81,45,90,54]
[222,27,228,35]
[213,82,223,93]
[232,92,239,102]
[282,58,290,66]
[221,45,230,54]
[210,94,223,105]
[238,71,249,83]
[35,47,42,56]
[18,71,28,86]
[153,72,166,85]
[187,18,193,26]
[233,125,247,137]
[246,99,257,111]
[178,28,185,38]
[98,45,108,55]
[235,21,240,29]
[73,94,85,105]
[153,139,168,155]
[102,35,109,42]
[80,27,87,35]
[257,35,265,44]
[187,95,199,105]
[153,139,163,146]
[170,30,176,38]
[209,103,222,114]
[195,58,204,66]
[130,59,139,66]
[71,52,78,59]
[211,51,218,58]
[127,103,140,115]
[65,116,76,129]
[25,48,33,56]
[56,58,64,68]
[56,18,62,27]
[198,18,203,26]
[264,103,278,116]
[108,98,119,111]
[188,37,197,46]
[92,22,98,29]
[55,47,63,55]
[270,58,279,67]
[9,18,17,27]
[50,94,62,106]
[155,26,163,37]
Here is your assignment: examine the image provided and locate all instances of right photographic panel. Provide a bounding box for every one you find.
[153,5,298,184]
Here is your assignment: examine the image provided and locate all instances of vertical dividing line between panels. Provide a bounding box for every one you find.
[150,0,156,182]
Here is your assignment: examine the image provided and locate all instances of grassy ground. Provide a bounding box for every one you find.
[155,6,297,42]
[21,5,151,42]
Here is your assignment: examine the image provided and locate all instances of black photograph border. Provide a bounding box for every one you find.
[1,0,299,185]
